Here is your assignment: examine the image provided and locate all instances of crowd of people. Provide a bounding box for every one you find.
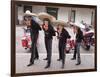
[23,10,84,69]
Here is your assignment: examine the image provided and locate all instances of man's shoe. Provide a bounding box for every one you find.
[44,64,50,69]
[27,63,34,67]
[71,58,76,60]
[43,58,48,60]
[57,59,62,61]
[76,62,81,65]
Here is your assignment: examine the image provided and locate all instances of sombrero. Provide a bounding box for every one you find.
[72,22,85,29]
[38,12,56,21]
[24,10,37,17]
[52,20,68,27]
[69,22,75,25]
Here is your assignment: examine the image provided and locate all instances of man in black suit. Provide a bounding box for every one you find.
[42,18,55,68]
[57,24,71,68]
[25,15,41,66]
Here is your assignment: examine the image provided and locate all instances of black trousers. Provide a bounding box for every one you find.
[58,43,62,59]
[30,31,39,63]
[35,46,39,58]
[59,41,66,65]
[45,38,52,65]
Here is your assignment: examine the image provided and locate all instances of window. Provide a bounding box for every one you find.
[46,7,58,19]
[91,11,94,25]
[24,5,32,13]
[70,10,76,22]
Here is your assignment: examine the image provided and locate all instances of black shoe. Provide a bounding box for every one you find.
[34,57,39,60]
[27,63,34,67]
[44,64,50,69]
[71,58,76,60]
[43,58,48,60]
[76,62,81,65]
[57,59,62,61]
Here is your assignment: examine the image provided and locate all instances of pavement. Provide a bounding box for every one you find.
[16,53,95,73]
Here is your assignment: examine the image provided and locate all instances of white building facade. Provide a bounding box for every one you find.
[17,5,95,26]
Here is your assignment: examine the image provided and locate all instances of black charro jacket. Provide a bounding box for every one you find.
[30,19,41,33]
[59,28,71,44]
[76,29,83,43]
[43,24,56,39]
